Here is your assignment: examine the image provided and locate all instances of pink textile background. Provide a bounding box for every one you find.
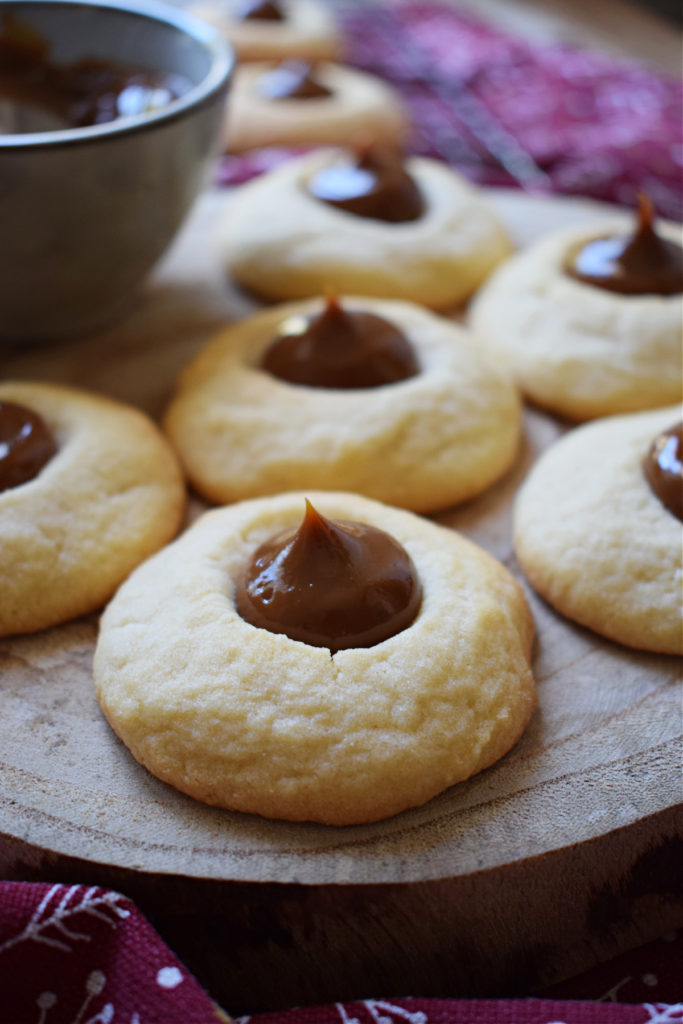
[218,1,683,222]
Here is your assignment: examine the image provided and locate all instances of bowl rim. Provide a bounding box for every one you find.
[0,0,234,149]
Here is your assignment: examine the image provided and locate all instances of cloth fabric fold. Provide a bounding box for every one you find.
[1,881,681,1024]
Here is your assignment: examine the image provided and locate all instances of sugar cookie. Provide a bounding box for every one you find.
[0,381,185,637]
[224,60,408,152]
[163,295,521,512]
[94,490,536,825]
[191,0,342,63]
[513,405,683,654]
[469,205,683,420]
[219,147,512,309]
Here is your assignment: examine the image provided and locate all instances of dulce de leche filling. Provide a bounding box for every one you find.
[239,0,284,20]
[235,500,423,653]
[565,193,683,296]
[258,61,332,101]
[261,294,419,388]
[307,145,425,223]
[0,12,190,131]
[0,399,57,492]
[642,421,683,522]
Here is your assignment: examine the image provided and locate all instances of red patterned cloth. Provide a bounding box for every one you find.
[0,883,226,1023]
[217,1,683,221]
[239,1002,683,1023]
[1,882,682,1024]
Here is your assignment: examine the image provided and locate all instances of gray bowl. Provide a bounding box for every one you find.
[0,0,233,343]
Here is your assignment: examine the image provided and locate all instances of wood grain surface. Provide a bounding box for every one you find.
[1,188,681,1013]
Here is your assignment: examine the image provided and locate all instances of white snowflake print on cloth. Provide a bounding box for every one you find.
[0,884,129,956]
[337,1001,427,1024]
[234,1001,683,1024]
[235,1001,429,1024]
[643,1006,683,1023]
[0,881,226,1024]
[157,966,184,990]
[35,968,114,1024]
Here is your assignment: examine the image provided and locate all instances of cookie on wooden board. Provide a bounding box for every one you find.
[94,490,536,825]
[163,295,521,512]
[190,0,342,63]
[469,201,683,420]
[0,381,185,637]
[224,60,409,152]
[514,405,683,654]
[220,146,512,309]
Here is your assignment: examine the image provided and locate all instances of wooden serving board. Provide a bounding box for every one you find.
[1,188,681,1015]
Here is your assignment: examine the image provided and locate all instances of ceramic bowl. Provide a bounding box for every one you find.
[0,0,233,342]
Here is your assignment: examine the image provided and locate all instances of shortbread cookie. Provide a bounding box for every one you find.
[469,216,683,420]
[220,148,512,308]
[514,405,683,654]
[224,60,408,152]
[191,0,342,62]
[94,490,536,825]
[163,296,521,512]
[0,381,185,637]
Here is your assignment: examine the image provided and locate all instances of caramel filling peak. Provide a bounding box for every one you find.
[258,61,332,101]
[236,500,422,653]
[261,294,419,388]
[643,421,683,521]
[0,399,57,492]
[565,193,683,296]
[307,145,425,223]
[239,0,284,20]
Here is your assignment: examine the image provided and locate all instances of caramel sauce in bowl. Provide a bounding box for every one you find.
[0,11,192,131]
